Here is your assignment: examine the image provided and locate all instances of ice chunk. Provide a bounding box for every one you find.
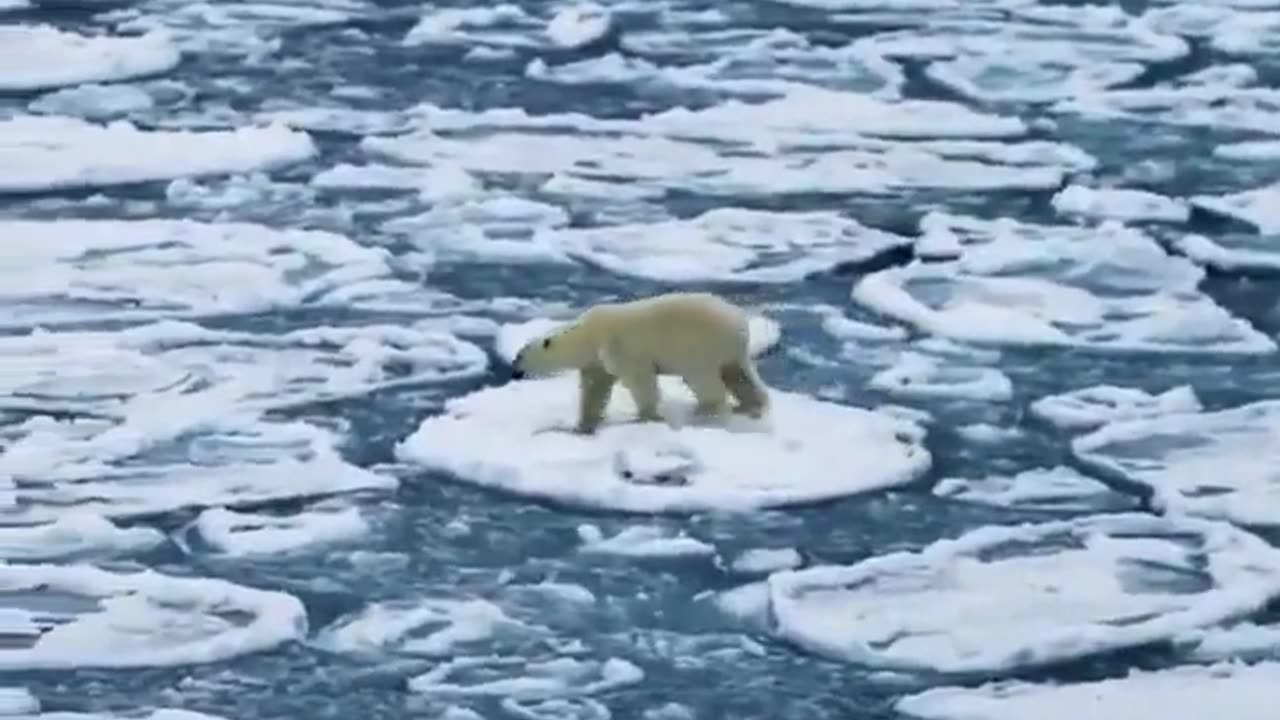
[184,505,369,557]
[1054,82,1280,136]
[868,351,1013,402]
[528,208,914,283]
[1191,183,1280,234]
[0,219,401,328]
[852,213,1275,354]
[546,2,611,49]
[1051,184,1189,223]
[311,162,483,202]
[495,312,781,364]
[315,598,533,659]
[897,661,1280,720]
[1177,621,1280,662]
[764,513,1280,674]
[0,320,487,415]
[256,106,414,136]
[0,25,180,92]
[576,524,715,558]
[0,562,305,669]
[408,654,644,699]
[933,466,1137,512]
[1073,399,1280,527]
[1171,233,1280,273]
[727,548,803,574]
[395,376,930,514]
[0,513,164,561]
[28,83,157,122]
[1031,384,1202,431]
[0,686,37,714]
[0,414,395,524]
[0,116,315,194]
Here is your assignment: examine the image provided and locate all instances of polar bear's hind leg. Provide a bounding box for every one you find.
[722,361,769,418]
[681,367,730,417]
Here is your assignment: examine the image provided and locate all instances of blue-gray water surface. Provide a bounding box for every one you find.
[4,0,1280,718]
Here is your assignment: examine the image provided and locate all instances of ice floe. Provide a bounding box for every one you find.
[1191,183,1280,235]
[0,116,315,194]
[1054,79,1280,137]
[1051,184,1190,224]
[1073,400,1280,527]
[868,351,1013,402]
[27,83,159,122]
[395,375,930,514]
[407,654,644,699]
[0,319,487,415]
[0,25,181,92]
[0,687,37,714]
[314,597,536,659]
[851,6,1187,104]
[546,2,612,49]
[1178,621,1280,662]
[0,513,164,561]
[1031,384,1202,431]
[897,661,1280,720]
[726,548,803,575]
[0,413,395,524]
[933,466,1138,512]
[577,524,715,558]
[0,219,406,328]
[763,513,1280,674]
[181,505,370,557]
[852,212,1275,354]
[0,562,305,669]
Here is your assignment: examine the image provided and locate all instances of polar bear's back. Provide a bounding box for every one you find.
[593,292,751,371]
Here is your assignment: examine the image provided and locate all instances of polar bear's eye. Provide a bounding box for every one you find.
[542,338,552,349]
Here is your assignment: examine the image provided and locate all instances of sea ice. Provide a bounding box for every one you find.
[28,83,157,122]
[763,513,1280,674]
[546,2,611,49]
[897,661,1280,720]
[0,25,180,92]
[1054,81,1280,137]
[395,375,930,514]
[868,351,1013,402]
[852,212,1275,354]
[1177,621,1280,662]
[0,219,401,328]
[0,562,305,669]
[576,524,715,558]
[727,548,803,574]
[1051,184,1190,224]
[183,505,370,557]
[314,597,536,659]
[0,116,316,194]
[1073,399,1280,528]
[407,654,644,700]
[0,513,164,561]
[932,466,1138,512]
[1191,183,1280,234]
[1030,384,1202,431]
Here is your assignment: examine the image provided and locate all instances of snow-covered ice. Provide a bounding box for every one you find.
[182,505,370,557]
[1031,384,1202,431]
[545,2,611,49]
[897,661,1280,720]
[1192,183,1280,234]
[0,25,180,92]
[727,548,803,575]
[0,686,38,714]
[0,562,305,669]
[0,513,164,561]
[1073,400,1280,527]
[395,376,930,514]
[852,212,1275,354]
[1177,622,1280,662]
[27,83,158,121]
[407,654,644,699]
[868,351,1013,402]
[576,524,715,559]
[762,513,1280,674]
[314,597,535,659]
[1051,184,1190,224]
[0,116,315,194]
[933,466,1138,512]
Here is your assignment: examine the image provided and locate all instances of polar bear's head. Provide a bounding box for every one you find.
[511,321,598,379]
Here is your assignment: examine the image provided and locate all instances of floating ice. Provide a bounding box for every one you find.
[1031,384,1202,431]
[868,351,1013,402]
[494,311,781,365]
[408,654,644,699]
[311,162,483,202]
[0,513,164,561]
[1191,183,1280,234]
[1054,81,1280,136]
[1215,139,1280,161]
[546,2,611,49]
[0,219,402,328]
[528,208,915,283]
[0,25,180,92]
[852,9,1186,104]
[0,413,395,524]
[0,687,37,714]
[852,212,1275,354]
[1073,399,1280,527]
[183,505,370,557]
[257,106,414,136]
[403,4,535,49]
[1171,233,1280,273]
[933,466,1137,512]
[0,320,488,415]
[577,524,715,558]
[1208,10,1280,56]
[314,598,533,659]
[395,376,930,514]
[1051,184,1190,224]
[727,548,802,574]
[764,513,1280,674]
[897,661,1280,720]
[0,116,315,194]
[28,83,157,121]
[1178,621,1280,662]
[0,562,306,669]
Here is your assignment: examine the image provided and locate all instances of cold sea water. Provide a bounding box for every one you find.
[4,0,1280,719]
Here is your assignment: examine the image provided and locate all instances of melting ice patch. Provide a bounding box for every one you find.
[868,351,1013,403]
[762,513,1280,674]
[0,513,164,561]
[1051,184,1190,224]
[1031,384,1202,431]
[0,219,409,328]
[897,661,1280,720]
[1191,183,1280,237]
[851,7,1186,104]
[0,25,180,92]
[576,524,715,558]
[0,116,315,194]
[407,654,644,700]
[395,376,930,514]
[1073,400,1280,528]
[933,466,1138,512]
[852,212,1275,354]
[181,505,370,557]
[1054,78,1280,136]
[314,597,537,659]
[0,562,305,669]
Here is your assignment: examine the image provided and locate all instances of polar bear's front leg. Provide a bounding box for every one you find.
[576,366,616,434]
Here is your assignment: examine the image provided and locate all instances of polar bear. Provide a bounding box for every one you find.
[511,292,771,434]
